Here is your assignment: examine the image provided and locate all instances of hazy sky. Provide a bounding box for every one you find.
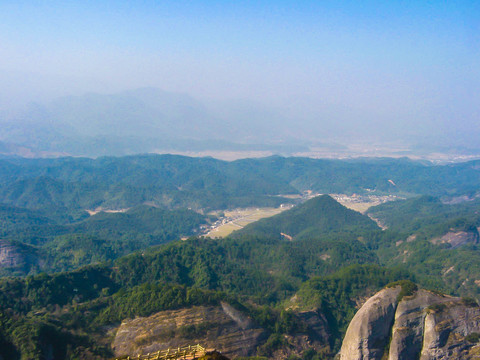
[0,1,479,144]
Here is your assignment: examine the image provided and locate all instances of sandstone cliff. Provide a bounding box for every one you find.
[0,239,39,275]
[112,303,266,358]
[340,287,401,359]
[112,303,331,359]
[340,286,480,359]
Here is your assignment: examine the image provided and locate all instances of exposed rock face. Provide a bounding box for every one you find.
[340,287,401,360]
[421,300,480,359]
[0,240,25,268]
[0,239,38,274]
[340,287,480,360]
[297,310,330,343]
[388,290,451,360]
[431,230,479,248]
[112,303,266,358]
[113,304,331,360]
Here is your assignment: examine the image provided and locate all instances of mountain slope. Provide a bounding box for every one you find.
[1,156,480,218]
[0,205,207,275]
[340,284,480,360]
[0,203,54,234]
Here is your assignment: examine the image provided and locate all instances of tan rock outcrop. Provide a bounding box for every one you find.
[340,287,401,360]
[112,304,266,358]
[340,286,480,360]
[271,310,331,359]
[388,290,451,360]
[431,230,479,249]
[420,300,480,359]
[0,239,39,274]
[112,303,331,360]
[0,240,25,268]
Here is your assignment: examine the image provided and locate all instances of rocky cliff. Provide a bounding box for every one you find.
[340,286,480,359]
[431,230,479,248]
[112,303,267,358]
[112,302,331,359]
[0,239,39,275]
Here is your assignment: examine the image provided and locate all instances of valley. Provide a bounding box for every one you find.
[3,2,478,359]
[205,206,291,238]
[331,193,400,213]
[0,154,479,359]
[204,193,401,238]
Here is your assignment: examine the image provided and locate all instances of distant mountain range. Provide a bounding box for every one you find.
[0,88,312,157]
[1,87,480,159]
[0,155,480,222]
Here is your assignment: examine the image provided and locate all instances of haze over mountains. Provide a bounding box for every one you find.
[1,87,479,160]
[0,87,306,158]
[1,2,480,358]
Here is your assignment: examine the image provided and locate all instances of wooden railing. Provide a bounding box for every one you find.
[114,344,207,360]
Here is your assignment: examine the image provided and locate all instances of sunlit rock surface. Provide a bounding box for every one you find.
[112,303,266,358]
[340,287,480,360]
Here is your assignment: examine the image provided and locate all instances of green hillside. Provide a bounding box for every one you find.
[234,195,378,239]
[0,203,54,235]
[0,235,384,359]
[0,204,207,275]
[1,155,480,359]
[364,196,480,298]
[367,195,480,234]
[0,155,480,221]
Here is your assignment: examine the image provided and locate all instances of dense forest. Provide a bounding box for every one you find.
[0,155,480,221]
[0,204,207,276]
[0,237,410,359]
[0,155,480,359]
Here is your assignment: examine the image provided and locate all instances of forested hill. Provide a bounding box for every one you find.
[0,205,207,276]
[0,203,53,232]
[1,155,480,358]
[362,195,480,298]
[367,195,480,233]
[0,155,480,220]
[0,234,390,359]
[233,195,378,239]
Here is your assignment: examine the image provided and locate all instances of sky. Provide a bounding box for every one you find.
[0,0,479,147]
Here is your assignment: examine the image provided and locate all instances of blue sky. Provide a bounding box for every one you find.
[0,1,479,145]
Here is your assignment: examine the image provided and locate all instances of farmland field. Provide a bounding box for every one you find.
[205,206,291,238]
[331,194,399,213]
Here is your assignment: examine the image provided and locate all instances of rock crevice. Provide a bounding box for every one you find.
[340,287,480,360]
